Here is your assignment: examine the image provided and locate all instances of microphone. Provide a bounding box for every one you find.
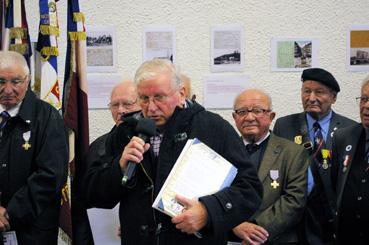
[121,118,156,185]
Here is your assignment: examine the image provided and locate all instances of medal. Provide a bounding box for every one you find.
[270,170,280,189]
[321,149,329,169]
[22,131,31,150]
[294,135,302,145]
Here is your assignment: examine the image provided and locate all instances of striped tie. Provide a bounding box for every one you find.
[0,111,10,130]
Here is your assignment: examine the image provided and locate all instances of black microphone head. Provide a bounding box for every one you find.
[121,110,142,125]
[136,118,156,138]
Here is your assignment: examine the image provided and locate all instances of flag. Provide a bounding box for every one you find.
[1,0,32,67]
[62,0,93,244]
[34,0,61,110]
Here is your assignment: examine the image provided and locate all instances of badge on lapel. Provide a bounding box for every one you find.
[294,135,302,145]
[270,170,279,189]
[343,155,351,173]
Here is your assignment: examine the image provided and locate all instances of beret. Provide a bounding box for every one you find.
[301,68,340,92]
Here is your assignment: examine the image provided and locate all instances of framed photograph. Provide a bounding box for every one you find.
[86,26,117,73]
[143,26,176,63]
[347,25,369,72]
[271,38,319,71]
[211,25,244,72]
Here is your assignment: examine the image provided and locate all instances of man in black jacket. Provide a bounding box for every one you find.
[85,59,262,245]
[0,51,68,244]
[331,75,369,245]
[273,68,356,244]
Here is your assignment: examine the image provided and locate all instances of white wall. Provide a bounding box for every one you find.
[25,0,368,142]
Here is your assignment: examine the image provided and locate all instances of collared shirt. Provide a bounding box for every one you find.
[242,131,270,146]
[0,102,22,117]
[306,110,332,143]
[305,110,332,195]
[243,131,270,170]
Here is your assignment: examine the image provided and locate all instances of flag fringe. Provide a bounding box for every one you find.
[68,31,86,41]
[9,44,28,55]
[73,12,85,23]
[40,25,60,36]
[41,46,59,57]
[9,27,27,39]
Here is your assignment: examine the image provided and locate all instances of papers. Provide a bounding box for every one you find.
[3,231,18,245]
[152,138,237,217]
[87,205,120,245]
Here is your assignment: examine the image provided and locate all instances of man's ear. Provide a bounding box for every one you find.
[178,85,186,105]
[270,112,276,121]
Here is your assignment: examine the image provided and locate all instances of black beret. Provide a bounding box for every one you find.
[301,68,340,92]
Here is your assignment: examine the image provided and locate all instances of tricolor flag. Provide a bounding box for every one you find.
[34,0,61,110]
[62,0,93,244]
[1,0,32,67]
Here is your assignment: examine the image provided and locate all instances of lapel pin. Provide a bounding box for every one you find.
[294,135,302,145]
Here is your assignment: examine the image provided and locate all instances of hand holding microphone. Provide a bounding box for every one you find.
[120,118,156,185]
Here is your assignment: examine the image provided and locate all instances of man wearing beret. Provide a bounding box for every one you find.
[273,68,356,244]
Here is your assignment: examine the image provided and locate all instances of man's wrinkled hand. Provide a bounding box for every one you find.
[0,206,10,232]
[233,221,269,245]
[171,194,208,235]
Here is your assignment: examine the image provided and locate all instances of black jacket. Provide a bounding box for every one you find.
[85,102,262,245]
[0,90,68,244]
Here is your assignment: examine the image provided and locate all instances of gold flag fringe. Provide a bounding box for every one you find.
[73,12,85,23]
[9,44,28,55]
[69,31,86,41]
[9,27,27,39]
[39,25,60,36]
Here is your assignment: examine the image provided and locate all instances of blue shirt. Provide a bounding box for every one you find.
[305,111,333,194]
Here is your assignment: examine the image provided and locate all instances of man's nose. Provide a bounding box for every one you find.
[147,99,158,112]
[1,82,14,93]
[308,92,317,101]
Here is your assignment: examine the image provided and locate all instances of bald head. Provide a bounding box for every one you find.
[181,74,192,99]
[109,80,141,125]
[233,89,272,110]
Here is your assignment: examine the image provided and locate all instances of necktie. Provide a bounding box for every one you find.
[246,143,259,154]
[0,111,10,130]
[313,121,326,167]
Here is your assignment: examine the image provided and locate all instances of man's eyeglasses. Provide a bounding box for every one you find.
[0,75,28,88]
[356,96,369,104]
[234,108,271,117]
[138,91,176,105]
[108,99,137,110]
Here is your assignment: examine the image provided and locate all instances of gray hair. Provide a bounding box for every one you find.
[361,74,369,91]
[134,59,182,89]
[0,51,30,76]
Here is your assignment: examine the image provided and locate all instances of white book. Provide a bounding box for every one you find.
[152,138,238,217]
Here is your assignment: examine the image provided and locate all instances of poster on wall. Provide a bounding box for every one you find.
[203,74,250,109]
[143,26,176,63]
[87,73,122,109]
[86,26,117,73]
[271,38,319,72]
[347,25,369,72]
[211,25,244,72]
